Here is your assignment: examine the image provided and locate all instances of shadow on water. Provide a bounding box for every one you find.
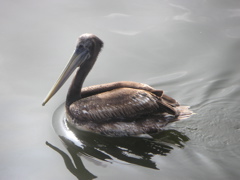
[46,104,189,179]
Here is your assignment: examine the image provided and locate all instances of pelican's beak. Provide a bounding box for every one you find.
[42,48,90,106]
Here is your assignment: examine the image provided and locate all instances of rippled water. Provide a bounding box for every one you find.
[1,0,240,180]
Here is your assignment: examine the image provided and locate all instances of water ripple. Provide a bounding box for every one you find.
[147,71,188,86]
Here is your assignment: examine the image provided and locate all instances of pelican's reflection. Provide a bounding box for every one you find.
[47,118,189,179]
[46,141,97,180]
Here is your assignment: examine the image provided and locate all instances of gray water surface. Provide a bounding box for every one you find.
[1,0,240,180]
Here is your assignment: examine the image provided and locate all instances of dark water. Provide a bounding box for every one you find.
[1,0,240,180]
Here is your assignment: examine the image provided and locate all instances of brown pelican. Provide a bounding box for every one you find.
[43,34,192,137]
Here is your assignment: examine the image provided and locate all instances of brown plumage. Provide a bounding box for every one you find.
[43,34,192,137]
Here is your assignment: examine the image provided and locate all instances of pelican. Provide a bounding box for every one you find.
[43,34,192,137]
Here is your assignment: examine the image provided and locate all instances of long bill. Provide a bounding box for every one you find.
[42,48,90,106]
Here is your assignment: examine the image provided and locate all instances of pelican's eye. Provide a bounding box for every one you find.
[76,44,84,50]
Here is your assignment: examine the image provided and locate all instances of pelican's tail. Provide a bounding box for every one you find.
[176,106,193,120]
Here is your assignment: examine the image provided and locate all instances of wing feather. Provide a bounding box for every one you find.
[81,81,155,98]
[69,88,161,123]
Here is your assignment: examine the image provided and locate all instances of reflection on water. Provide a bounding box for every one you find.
[46,141,96,180]
[48,104,189,179]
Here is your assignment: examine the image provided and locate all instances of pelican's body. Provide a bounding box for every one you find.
[43,34,192,136]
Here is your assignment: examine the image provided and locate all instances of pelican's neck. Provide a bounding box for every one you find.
[66,56,97,107]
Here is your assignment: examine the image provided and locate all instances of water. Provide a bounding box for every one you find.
[1,0,240,179]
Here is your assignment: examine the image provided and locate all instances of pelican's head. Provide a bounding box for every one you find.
[42,34,103,106]
[76,34,103,60]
